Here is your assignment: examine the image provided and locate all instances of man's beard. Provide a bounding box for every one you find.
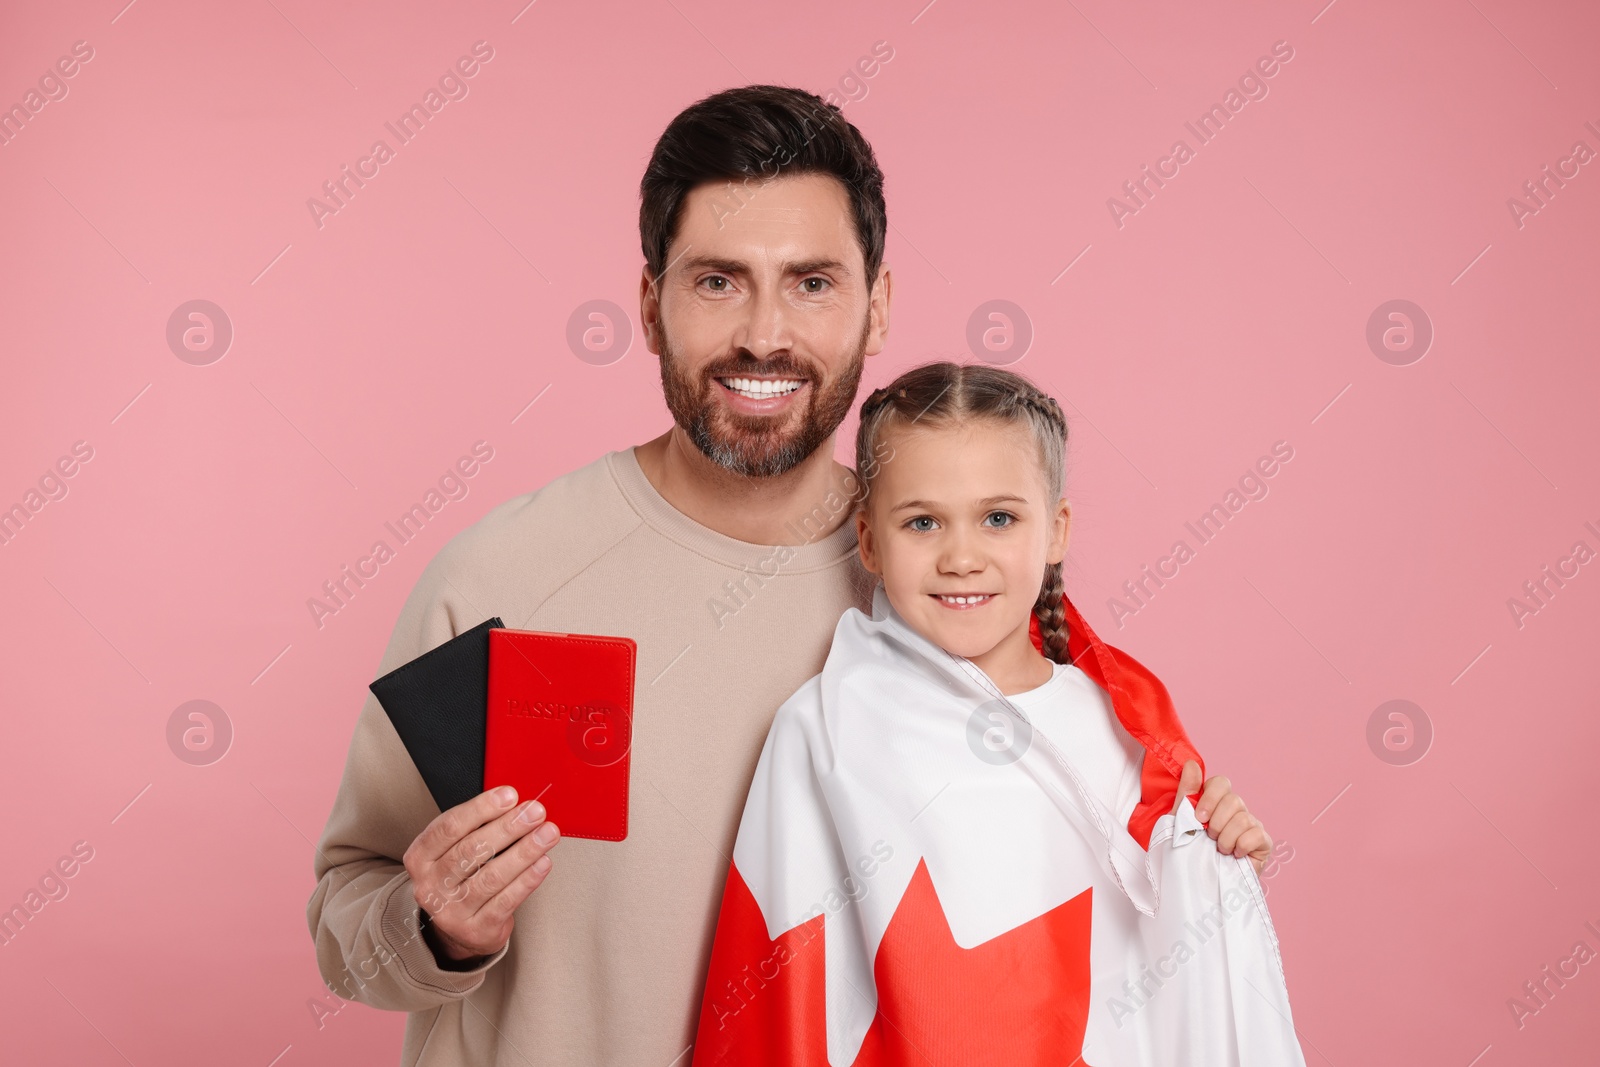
[657,318,869,479]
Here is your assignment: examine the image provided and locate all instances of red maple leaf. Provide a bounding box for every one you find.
[695,859,1097,1066]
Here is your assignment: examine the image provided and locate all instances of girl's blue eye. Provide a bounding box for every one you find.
[984,512,1015,528]
[908,516,936,532]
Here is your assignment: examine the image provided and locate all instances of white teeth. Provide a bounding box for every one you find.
[721,377,804,399]
[938,594,992,605]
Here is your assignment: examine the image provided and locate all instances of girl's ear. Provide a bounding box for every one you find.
[856,509,881,575]
[1046,498,1072,565]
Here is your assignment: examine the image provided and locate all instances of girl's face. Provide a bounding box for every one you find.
[856,418,1070,667]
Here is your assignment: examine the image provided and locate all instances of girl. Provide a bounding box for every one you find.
[693,362,1304,1067]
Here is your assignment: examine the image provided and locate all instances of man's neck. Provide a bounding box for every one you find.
[633,427,861,547]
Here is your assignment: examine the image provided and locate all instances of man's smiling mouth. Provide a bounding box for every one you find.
[716,376,805,400]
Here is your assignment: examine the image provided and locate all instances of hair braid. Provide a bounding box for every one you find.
[1025,394,1071,663]
[1033,561,1070,665]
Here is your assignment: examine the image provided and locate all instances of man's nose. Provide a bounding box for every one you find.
[731,281,796,360]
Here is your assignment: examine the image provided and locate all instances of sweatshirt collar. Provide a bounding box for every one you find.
[607,446,861,573]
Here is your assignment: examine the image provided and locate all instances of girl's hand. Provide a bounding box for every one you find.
[1174,760,1273,874]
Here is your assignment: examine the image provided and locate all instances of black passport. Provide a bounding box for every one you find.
[368,616,502,813]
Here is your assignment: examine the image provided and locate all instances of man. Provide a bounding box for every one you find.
[307,85,1271,1066]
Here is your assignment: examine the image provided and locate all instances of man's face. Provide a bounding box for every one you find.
[640,172,891,478]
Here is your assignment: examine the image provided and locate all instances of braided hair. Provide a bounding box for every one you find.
[854,362,1071,664]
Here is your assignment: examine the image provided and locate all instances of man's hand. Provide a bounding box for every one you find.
[1172,760,1272,875]
[402,785,560,962]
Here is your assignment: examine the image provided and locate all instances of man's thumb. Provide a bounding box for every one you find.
[1172,759,1202,815]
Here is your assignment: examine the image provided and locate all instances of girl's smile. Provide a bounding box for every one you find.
[932,592,997,609]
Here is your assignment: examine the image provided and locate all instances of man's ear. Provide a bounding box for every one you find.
[639,264,663,355]
[1046,498,1071,565]
[864,265,892,357]
[855,509,881,575]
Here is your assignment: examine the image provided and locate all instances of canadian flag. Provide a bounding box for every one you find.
[692,585,1306,1066]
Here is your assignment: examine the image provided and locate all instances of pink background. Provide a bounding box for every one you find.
[3,0,1597,1063]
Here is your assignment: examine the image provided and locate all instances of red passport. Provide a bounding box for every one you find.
[484,627,637,842]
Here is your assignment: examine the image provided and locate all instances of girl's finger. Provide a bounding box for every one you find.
[1230,820,1268,860]
[1205,794,1246,837]
[1195,775,1232,820]
[1215,810,1255,853]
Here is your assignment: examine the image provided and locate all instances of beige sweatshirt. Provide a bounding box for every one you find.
[307,446,874,1066]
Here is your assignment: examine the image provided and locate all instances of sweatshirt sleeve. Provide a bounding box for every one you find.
[305,538,511,1011]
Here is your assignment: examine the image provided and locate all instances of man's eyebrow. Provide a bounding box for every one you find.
[678,255,746,274]
[890,495,1030,512]
[673,254,853,276]
[788,258,852,276]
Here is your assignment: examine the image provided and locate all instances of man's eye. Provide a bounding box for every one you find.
[703,276,729,291]
[800,277,828,293]
[907,516,936,532]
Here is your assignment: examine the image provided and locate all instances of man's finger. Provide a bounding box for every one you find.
[436,798,551,887]
[410,786,520,865]
[479,845,558,924]
[458,819,561,917]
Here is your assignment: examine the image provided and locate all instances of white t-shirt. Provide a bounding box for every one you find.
[1007,660,1147,827]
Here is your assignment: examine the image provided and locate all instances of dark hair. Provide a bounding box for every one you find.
[639,85,887,287]
[854,362,1072,664]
